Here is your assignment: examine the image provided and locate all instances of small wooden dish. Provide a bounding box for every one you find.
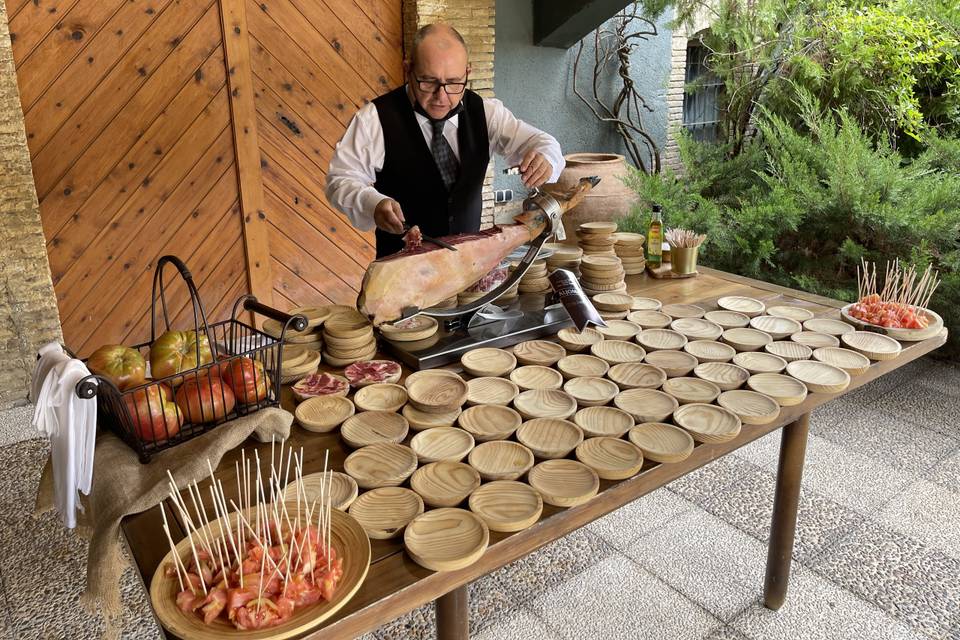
[841,331,902,361]
[380,315,439,342]
[509,365,564,391]
[410,427,475,463]
[556,327,604,352]
[746,373,808,406]
[812,347,871,376]
[557,354,610,379]
[840,304,943,342]
[343,443,418,489]
[404,368,462,389]
[410,461,481,508]
[684,340,736,363]
[469,481,543,532]
[662,376,722,405]
[717,296,765,317]
[592,293,635,312]
[513,389,577,420]
[575,437,644,480]
[767,305,815,322]
[324,314,374,340]
[404,508,489,572]
[636,329,688,351]
[803,317,855,336]
[628,422,695,463]
[704,310,750,329]
[348,486,424,539]
[516,418,585,459]
[282,350,323,381]
[627,310,673,329]
[283,471,359,511]
[407,373,468,413]
[717,390,781,425]
[280,344,309,368]
[597,320,642,340]
[573,406,634,438]
[340,411,409,448]
[295,395,355,433]
[402,404,462,430]
[614,388,679,423]
[527,459,599,508]
[661,303,706,319]
[458,404,522,441]
[461,348,517,377]
[671,318,723,341]
[643,349,699,377]
[465,377,519,406]
[693,362,751,390]
[590,339,647,364]
[673,403,742,443]
[786,360,851,393]
[764,341,813,362]
[512,340,567,367]
[732,351,788,374]
[790,331,840,349]
[607,362,667,389]
[353,383,408,413]
[467,440,535,481]
[630,296,663,311]
[563,376,620,407]
[324,332,374,352]
[750,315,803,340]
[722,327,773,352]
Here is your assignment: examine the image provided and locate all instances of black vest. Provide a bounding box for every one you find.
[372,87,490,257]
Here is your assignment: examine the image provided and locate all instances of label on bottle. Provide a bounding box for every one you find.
[647,226,663,267]
[548,269,607,331]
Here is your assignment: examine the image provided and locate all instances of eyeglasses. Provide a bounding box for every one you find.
[413,75,468,95]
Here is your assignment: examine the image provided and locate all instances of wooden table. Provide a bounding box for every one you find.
[122,267,947,639]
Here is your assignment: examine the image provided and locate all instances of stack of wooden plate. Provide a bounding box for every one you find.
[516,258,552,295]
[323,310,377,367]
[262,305,332,352]
[280,347,322,383]
[612,232,646,275]
[579,255,626,296]
[576,221,618,256]
[592,293,635,321]
[380,315,439,343]
[544,243,583,277]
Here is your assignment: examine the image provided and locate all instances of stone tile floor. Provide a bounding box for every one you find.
[0,355,957,639]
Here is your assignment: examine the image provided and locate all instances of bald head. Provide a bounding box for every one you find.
[409,23,468,70]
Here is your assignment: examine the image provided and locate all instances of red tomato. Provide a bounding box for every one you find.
[87,344,147,391]
[176,375,236,424]
[123,385,182,442]
[218,357,270,405]
[150,330,213,380]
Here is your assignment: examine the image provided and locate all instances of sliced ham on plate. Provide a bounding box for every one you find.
[344,360,402,387]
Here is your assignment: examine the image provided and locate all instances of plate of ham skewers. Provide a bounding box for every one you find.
[841,259,943,342]
[150,442,371,639]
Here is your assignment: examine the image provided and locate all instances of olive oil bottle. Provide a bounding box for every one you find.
[647,204,663,268]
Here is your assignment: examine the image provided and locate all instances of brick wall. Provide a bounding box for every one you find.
[403,0,496,228]
[0,3,62,409]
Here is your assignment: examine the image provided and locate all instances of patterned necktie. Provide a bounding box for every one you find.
[430,119,459,190]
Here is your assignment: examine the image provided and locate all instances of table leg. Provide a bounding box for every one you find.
[436,584,469,640]
[763,412,810,610]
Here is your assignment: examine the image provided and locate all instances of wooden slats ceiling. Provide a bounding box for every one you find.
[6,0,400,354]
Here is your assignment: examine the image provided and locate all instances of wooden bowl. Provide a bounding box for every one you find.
[746,373,808,406]
[410,461,481,508]
[403,368,462,389]
[790,331,840,349]
[404,508,489,572]
[671,318,723,341]
[802,317,855,336]
[614,388,679,423]
[458,404,522,441]
[513,389,577,420]
[575,437,645,480]
[407,373,468,413]
[527,459,599,507]
[732,351,788,374]
[636,329,688,351]
[750,315,803,340]
[283,350,324,384]
[353,383,408,413]
[840,304,943,342]
[693,362,751,390]
[556,327,604,352]
[516,418,584,459]
[557,354,610,379]
[348,486,424,539]
[592,293,635,312]
[717,296,765,317]
[461,348,517,377]
[717,390,781,425]
[812,347,871,376]
[563,376,620,407]
[722,327,772,352]
[767,305,815,322]
[512,339,567,366]
[295,395,355,433]
[628,422,695,463]
[467,440,535,481]
[684,340,736,363]
[465,376,520,406]
[509,365,564,391]
[379,315,439,342]
[643,350,699,377]
[410,427,475,463]
[590,339,647,364]
[282,471,359,511]
[786,360,850,393]
[673,403,742,444]
[764,341,813,362]
[841,331,902,361]
[630,296,663,311]
[324,313,374,339]
[573,406,635,438]
[662,377,722,405]
[340,411,409,448]
[607,362,667,389]
[627,310,672,329]
[402,404,462,430]
[704,310,751,329]
[597,320,642,340]
[469,481,543,532]
[343,443,418,489]
[661,303,706,319]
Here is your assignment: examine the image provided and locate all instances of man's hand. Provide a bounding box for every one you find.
[520,150,553,188]
[374,198,406,234]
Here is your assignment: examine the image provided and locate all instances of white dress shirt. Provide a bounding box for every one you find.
[325,91,565,231]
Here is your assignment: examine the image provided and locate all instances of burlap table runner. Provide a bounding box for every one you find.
[34,406,293,638]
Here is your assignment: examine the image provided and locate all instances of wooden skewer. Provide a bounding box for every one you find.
[160,504,188,593]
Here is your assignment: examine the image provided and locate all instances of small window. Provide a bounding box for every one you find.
[682,39,722,142]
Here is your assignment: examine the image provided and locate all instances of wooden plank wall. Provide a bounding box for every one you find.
[5,0,398,354]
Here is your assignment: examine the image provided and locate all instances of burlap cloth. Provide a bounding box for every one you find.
[34,407,293,638]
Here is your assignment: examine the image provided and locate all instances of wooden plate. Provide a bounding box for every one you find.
[631,296,663,311]
[323,347,378,369]
[563,376,620,407]
[627,310,672,329]
[717,390,781,425]
[282,350,323,380]
[280,344,309,368]
[461,348,517,377]
[348,486,424,539]
[295,395,355,433]
[513,389,577,420]
[673,403,742,443]
[380,315,439,342]
[636,329,688,351]
[410,461,481,508]
[405,508,489,572]
[704,310,750,329]
[528,459,599,507]
[671,318,723,341]
[840,304,943,342]
[662,377,722,405]
[597,320,642,340]
[353,383,408,413]
[613,388,679,422]
[403,368,462,389]
[764,341,813,362]
[282,471,359,511]
[340,411,409,449]
[512,340,567,366]
[402,404,462,430]
[746,373,808,406]
[407,373,468,413]
[750,315,803,340]
[557,354,610,379]
[790,331,840,349]
[592,292,635,312]
[732,351,788,374]
[575,437,644,480]
[343,443,418,489]
[767,305,815,322]
[556,327,604,352]
[469,481,543,532]
[573,406,634,438]
[684,340,736,363]
[717,296,765,317]
[722,327,773,352]
[465,377,519,406]
[607,362,667,389]
[467,440,535,481]
[786,360,850,393]
[516,418,584,459]
[509,365,564,391]
[458,404,522,441]
[410,427,475,463]
[841,331,902,361]
[661,303,706,319]
[693,362,751,390]
[590,339,647,364]
[643,350,698,377]
[628,422,695,463]
[324,313,374,340]
[151,506,370,639]
[803,317,855,336]
[812,347,871,376]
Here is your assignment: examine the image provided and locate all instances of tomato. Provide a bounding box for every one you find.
[123,385,182,443]
[87,344,147,391]
[176,375,236,424]
[218,357,270,405]
[150,330,213,380]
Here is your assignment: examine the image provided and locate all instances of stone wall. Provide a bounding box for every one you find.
[0,4,62,409]
[663,8,714,173]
